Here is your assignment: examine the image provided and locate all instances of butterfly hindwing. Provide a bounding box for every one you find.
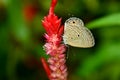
[63,25,94,47]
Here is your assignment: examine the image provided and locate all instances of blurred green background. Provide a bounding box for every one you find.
[0,0,120,80]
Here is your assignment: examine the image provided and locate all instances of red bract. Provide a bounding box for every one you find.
[41,58,51,79]
[42,0,63,37]
[41,0,68,80]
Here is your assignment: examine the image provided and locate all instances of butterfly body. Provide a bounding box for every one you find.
[63,17,95,48]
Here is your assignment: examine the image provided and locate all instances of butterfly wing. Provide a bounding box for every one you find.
[63,25,95,48]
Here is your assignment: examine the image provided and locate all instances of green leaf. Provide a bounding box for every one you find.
[76,42,120,77]
[86,13,120,29]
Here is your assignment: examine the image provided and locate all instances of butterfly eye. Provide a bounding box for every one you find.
[72,21,75,24]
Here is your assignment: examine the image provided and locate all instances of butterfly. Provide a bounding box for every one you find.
[63,17,95,48]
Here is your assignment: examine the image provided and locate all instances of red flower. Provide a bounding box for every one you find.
[42,0,63,37]
[42,0,65,56]
[41,0,68,80]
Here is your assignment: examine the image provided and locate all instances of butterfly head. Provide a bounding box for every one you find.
[65,17,84,27]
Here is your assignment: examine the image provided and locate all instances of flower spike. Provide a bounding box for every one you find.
[41,0,68,80]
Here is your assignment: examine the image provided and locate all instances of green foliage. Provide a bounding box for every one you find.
[87,13,120,29]
[0,0,120,80]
